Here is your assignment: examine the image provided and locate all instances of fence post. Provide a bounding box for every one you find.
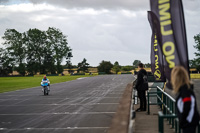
[169,100,172,125]
[147,91,150,115]
[175,119,178,133]
[171,104,174,128]
[157,87,159,107]
[158,112,164,133]
[198,121,200,133]
[160,90,163,109]
[163,94,166,114]
[167,97,169,121]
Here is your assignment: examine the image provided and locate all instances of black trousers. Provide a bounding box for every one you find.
[182,126,196,133]
[138,90,146,110]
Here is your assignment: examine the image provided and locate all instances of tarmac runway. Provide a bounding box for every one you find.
[0,75,135,133]
[192,79,200,111]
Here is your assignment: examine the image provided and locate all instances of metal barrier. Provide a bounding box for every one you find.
[147,85,200,133]
[132,79,138,105]
[158,111,177,133]
[147,86,177,132]
[147,82,165,114]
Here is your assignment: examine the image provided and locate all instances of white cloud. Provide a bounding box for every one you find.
[121,10,137,18]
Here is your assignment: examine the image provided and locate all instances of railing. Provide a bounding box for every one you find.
[147,85,200,133]
[147,82,165,114]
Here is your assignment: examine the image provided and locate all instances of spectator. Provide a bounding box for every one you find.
[171,66,199,133]
[135,63,148,111]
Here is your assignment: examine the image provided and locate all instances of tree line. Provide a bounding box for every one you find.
[2,27,198,76]
[190,33,200,72]
[0,27,72,76]
[0,25,149,76]
[65,59,138,75]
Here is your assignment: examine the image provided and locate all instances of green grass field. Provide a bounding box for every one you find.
[0,75,94,93]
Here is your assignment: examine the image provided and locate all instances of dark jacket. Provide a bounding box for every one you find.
[175,84,199,128]
[135,68,147,91]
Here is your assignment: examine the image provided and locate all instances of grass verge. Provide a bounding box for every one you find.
[0,75,94,93]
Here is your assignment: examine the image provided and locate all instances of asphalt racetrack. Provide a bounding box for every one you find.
[0,75,135,133]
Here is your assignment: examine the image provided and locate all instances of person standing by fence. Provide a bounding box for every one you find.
[135,63,148,111]
[171,66,200,133]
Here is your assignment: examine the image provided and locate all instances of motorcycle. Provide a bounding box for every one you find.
[41,80,50,95]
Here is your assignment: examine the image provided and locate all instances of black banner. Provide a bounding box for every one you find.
[150,0,189,89]
[148,11,166,82]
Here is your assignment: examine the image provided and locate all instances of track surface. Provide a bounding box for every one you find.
[192,79,200,111]
[0,75,135,133]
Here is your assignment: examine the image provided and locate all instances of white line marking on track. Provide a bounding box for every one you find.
[0,97,120,100]
[112,77,116,81]
[77,77,87,80]
[0,103,119,106]
[0,127,109,131]
[0,112,115,116]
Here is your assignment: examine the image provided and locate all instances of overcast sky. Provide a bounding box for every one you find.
[0,0,200,66]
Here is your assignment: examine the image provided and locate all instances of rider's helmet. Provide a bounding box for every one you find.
[44,76,47,80]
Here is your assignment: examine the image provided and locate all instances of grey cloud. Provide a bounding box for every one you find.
[27,0,200,11]
[28,0,150,10]
[0,0,10,4]
[0,0,27,4]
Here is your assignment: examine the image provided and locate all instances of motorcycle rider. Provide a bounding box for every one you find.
[41,76,50,92]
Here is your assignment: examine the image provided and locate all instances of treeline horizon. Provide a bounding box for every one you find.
[0,27,72,76]
[0,27,152,76]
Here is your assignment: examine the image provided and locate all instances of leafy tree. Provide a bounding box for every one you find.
[144,63,151,68]
[0,49,14,75]
[42,53,56,74]
[133,60,141,69]
[24,28,47,74]
[15,63,26,76]
[98,60,113,74]
[1,27,72,75]
[0,48,3,65]
[121,65,133,71]
[42,33,56,74]
[2,29,26,75]
[66,52,73,73]
[46,27,71,74]
[77,58,89,73]
[189,59,196,68]
[0,48,5,75]
[112,61,121,74]
[193,33,200,72]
